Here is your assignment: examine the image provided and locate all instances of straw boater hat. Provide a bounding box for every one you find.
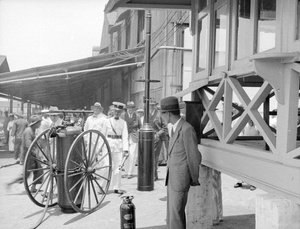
[149,98,158,106]
[159,96,184,112]
[14,110,25,118]
[126,101,136,108]
[112,102,126,111]
[109,105,116,110]
[41,109,49,114]
[29,115,42,127]
[48,106,60,115]
[136,108,144,113]
[91,102,103,111]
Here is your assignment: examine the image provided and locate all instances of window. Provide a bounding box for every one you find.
[112,31,119,51]
[214,4,227,68]
[197,16,209,72]
[257,0,276,52]
[137,10,145,44]
[125,20,131,49]
[236,0,252,59]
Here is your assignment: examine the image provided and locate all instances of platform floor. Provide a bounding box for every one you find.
[0,147,267,229]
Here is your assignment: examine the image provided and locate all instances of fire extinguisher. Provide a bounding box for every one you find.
[120,196,136,229]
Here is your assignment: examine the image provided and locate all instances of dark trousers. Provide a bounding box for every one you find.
[154,137,163,180]
[8,156,43,186]
[14,138,22,160]
[167,184,189,229]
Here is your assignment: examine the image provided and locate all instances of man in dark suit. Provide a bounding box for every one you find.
[159,96,202,229]
[149,99,168,180]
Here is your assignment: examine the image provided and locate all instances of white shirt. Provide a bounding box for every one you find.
[169,118,182,137]
[103,117,129,152]
[84,113,107,133]
[172,118,182,133]
[36,116,52,136]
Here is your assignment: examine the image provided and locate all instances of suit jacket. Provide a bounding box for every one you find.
[166,118,202,192]
[149,109,168,141]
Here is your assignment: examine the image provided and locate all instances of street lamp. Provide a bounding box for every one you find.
[136,10,159,191]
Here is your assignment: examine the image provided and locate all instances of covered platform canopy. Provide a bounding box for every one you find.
[0,46,145,109]
[104,0,191,12]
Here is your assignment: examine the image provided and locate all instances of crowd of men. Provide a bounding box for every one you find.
[4,97,203,229]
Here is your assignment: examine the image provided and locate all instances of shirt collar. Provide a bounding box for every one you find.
[172,118,182,132]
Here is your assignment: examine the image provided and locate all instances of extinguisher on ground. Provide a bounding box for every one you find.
[120,196,136,229]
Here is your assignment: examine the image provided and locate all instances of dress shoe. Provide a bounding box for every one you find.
[30,187,38,193]
[249,185,256,191]
[121,175,127,178]
[114,189,124,194]
[234,182,243,188]
[127,175,133,179]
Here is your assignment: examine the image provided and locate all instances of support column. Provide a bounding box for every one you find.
[187,165,213,229]
[256,194,300,229]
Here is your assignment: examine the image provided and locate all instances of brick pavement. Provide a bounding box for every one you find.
[0,148,266,229]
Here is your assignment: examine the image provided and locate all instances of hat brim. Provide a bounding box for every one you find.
[48,113,60,116]
[14,113,25,118]
[158,103,185,112]
[91,106,103,110]
[29,120,42,127]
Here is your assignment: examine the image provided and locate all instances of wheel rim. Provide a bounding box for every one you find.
[64,129,112,213]
[23,128,58,207]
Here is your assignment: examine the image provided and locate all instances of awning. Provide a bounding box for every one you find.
[104,0,191,13]
[0,46,145,108]
[173,79,208,98]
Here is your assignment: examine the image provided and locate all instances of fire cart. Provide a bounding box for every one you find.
[23,110,112,215]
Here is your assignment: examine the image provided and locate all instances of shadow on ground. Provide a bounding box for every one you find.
[138,226,166,229]
[213,214,255,229]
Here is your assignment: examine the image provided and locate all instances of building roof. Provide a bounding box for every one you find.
[0,46,145,108]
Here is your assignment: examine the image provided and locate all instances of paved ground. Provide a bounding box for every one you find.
[0,146,266,229]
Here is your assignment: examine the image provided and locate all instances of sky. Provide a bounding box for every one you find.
[0,0,106,71]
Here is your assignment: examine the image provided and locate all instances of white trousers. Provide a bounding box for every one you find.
[110,150,123,190]
[124,137,138,176]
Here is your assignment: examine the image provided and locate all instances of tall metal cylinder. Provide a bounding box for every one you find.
[56,127,82,213]
[137,123,154,191]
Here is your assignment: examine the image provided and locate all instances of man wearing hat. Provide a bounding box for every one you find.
[159,96,202,229]
[149,98,168,181]
[84,102,107,181]
[7,115,43,192]
[11,111,29,164]
[121,101,141,178]
[103,102,129,194]
[84,102,107,132]
[48,106,63,127]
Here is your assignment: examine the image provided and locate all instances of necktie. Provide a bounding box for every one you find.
[171,128,174,138]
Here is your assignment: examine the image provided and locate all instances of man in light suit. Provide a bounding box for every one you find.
[159,96,202,229]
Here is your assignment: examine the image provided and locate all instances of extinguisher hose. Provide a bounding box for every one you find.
[29,168,54,228]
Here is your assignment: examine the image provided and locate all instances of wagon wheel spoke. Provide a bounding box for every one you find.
[64,129,112,213]
[23,129,58,208]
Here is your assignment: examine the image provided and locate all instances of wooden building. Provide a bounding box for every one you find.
[105,0,300,228]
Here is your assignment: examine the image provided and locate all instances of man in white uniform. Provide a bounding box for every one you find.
[121,101,141,179]
[103,102,129,194]
[84,102,108,187]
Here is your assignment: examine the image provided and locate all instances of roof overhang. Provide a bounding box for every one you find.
[0,46,145,108]
[105,0,192,13]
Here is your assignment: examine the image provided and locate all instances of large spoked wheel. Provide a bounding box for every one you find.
[23,129,58,207]
[64,129,112,213]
